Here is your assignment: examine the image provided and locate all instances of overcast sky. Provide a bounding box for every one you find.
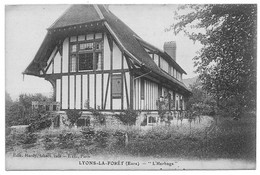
[5,4,202,100]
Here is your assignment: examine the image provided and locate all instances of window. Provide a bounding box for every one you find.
[77,117,90,127]
[78,53,93,71]
[78,35,85,41]
[79,43,93,51]
[148,116,156,123]
[69,33,103,72]
[70,36,77,42]
[160,58,168,72]
[71,44,77,53]
[70,54,77,72]
[112,74,122,98]
[171,67,174,77]
[95,33,102,39]
[86,34,94,40]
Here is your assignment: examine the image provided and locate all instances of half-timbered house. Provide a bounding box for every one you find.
[23,5,191,126]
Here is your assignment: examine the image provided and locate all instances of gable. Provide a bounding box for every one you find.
[23,4,191,94]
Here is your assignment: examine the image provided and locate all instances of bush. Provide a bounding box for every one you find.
[94,130,109,148]
[66,109,82,127]
[43,137,55,150]
[115,109,138,126]
[30,113,52,131]
[58,132,75,149]
[90,109,106,125]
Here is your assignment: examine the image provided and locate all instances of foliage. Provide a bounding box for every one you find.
[6,115,256,160]
[66,109,82,127]
[29,112,52,131]
[57,132,76,149]
[170,4,256,117]
[114,109,139,126]
[90,108,106,125]
[186,79,216,116]
[5,93,53,127]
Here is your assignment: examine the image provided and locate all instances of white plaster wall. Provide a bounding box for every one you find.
[75,75,81,109]
[56,79,61,103]
[69,75,75,109]
[82,75,88,109]
[96,74,102,109]
[113,41,122,70]
[103,33,111,70]
[62,76,68,109]
[89,74,94,108]
[113,99,121,110]
[123,56,128,69]
[53,52,61,73]
[62,38,69,73]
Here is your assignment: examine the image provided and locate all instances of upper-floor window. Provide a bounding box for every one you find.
[160,58,168,72]
[69,33,103,72]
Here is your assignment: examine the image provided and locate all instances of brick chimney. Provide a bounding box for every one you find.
[163,41,176,61]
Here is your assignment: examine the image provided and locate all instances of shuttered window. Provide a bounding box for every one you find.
[112,74,122,98]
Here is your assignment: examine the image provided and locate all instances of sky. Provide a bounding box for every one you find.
[5,4,202,101]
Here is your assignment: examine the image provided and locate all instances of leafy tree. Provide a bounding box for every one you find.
[186,78,216,116]
[170,4,256,117]
[5,93,52,127]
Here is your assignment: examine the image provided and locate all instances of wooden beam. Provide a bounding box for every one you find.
[101,73,104,109]
[110,41,113,110]
[81,74,83,110]
[68,75,70,109]
[60,77,62,109]
[87,74,90,109]
[104,74,110,109]
[74,74,76,109]
[124,73,129,108]
[129,73,133,110]
[94,73,96,110]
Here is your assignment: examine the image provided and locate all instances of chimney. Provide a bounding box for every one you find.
[163,41,176,61]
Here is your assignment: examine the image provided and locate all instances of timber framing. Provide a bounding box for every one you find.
[23,4,191,114]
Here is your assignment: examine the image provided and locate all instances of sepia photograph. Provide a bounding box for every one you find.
[5,3,256,170]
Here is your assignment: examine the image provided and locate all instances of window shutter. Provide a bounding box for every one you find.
[112,74,122,98]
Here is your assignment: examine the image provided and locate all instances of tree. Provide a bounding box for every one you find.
[186,78,216,116]
[170,4,256,117]
[6,93,52,127]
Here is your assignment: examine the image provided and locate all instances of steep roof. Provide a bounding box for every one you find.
[24,4,190,94]
[49,5,101,29]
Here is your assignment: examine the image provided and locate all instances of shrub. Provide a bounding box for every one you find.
[115,109,138,126]
[43,137,55,150]
[90,108,106,125]
[66,109,82,127]
[16,133,37,145]
[30,113,52,131]
[94,130,109,148]
[58,132,75,149]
